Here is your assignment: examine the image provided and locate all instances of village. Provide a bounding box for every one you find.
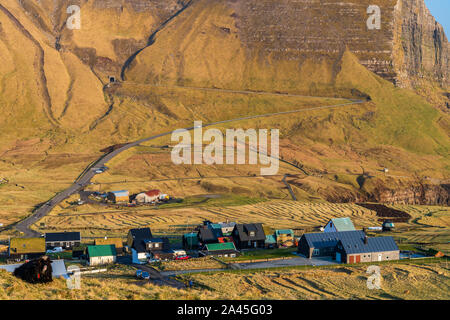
[2,181,438,287]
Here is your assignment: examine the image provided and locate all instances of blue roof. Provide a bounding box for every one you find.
[303,230,366,249]
[339,236,399,254]
[110,190,129,196]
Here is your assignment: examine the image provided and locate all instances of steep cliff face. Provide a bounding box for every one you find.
[125,0,449,93]
[393,0,449,88]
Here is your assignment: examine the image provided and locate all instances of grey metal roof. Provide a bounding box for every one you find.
[303,230,366,249]
[339,236,399,254]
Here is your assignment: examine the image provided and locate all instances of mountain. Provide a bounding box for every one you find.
[125,0,449,91]
[0,0,448,211]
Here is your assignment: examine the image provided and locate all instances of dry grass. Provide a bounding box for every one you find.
[0,262,448,300]
[157,257,224,272]
[32,200,379,237]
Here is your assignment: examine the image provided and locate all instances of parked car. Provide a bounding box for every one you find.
[141,271,150,280]
[135,270,142,279]
[175,255,191,260]
[148,258,160,264]
[46,247,63,254]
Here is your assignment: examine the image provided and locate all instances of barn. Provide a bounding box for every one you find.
[135,190,161,203]
[107,190,129,203]
[298,230,400,263]
[86,245,117,266]
[335,235,399,263]
[297,230,366,259]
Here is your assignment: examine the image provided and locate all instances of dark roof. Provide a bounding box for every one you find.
[133,240,147,253]
[199,227,222,242]
[233,223,266,242]
[302,230,366,249]
[45,232,81,242]
[339,236,399,254]
[129,228,153,241]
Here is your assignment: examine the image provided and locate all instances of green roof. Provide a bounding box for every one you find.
[87,245,117,258]
[330,218,356,232]
[275,229,294,236]
[265,235,277,244]
[206,242,236,251]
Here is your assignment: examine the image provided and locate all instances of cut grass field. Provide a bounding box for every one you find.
[31,200,379,237]
[0,261,448,300]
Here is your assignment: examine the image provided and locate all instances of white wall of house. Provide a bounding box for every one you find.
[89,255,116,266]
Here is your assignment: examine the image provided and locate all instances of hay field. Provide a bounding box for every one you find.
[186,261,450,300]
[32,200,378,237]
[0,261,448,300]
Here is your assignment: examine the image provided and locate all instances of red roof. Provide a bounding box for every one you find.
[145,190,161,197]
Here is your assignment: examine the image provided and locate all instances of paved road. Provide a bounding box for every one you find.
[133,264,187,289]
[14,97,366,237]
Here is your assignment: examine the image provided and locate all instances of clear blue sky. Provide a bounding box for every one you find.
[425,0,450,36]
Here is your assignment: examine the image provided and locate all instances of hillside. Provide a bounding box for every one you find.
[0,0,449,226]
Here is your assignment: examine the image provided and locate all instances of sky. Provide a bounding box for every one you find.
[425,0,450,36]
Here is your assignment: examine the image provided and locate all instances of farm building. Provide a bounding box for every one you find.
[298,230,365,258]
[232,223,266,249]
[107,190,129,203]
[275,229,295,247]
[209,221,236,236]
[86,245,117,266]
[144,237,170,252]
[297,230,400,263]
[199,242,240,258]
[95,237,124,254]
[183,233,200,250]
[45,232,81,249]
[323,217,356,233]
[135,190,161,203]
[335,235,399,263]
[9,238,46,260]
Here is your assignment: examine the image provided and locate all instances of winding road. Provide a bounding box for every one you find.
[14,96,367,237]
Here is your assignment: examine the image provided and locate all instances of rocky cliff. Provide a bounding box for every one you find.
[124,0,449,93]
[393,0,449,88]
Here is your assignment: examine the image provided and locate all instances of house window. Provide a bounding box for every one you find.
[155,243,159,248]
[313,249,320,256]
[249,231,255,237]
